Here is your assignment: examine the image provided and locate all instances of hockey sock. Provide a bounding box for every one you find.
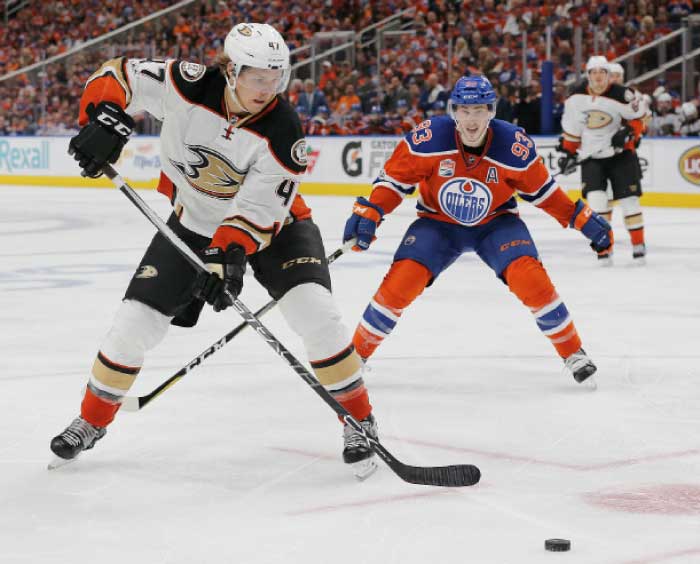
[278,283,370,421]
[624,214,645,245]
[504,256,582,359]
[586,190,613,229]
[83,350,141,426]
[619,196,645,246]
[353,259,432,360]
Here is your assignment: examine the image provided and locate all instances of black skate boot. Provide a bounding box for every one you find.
[564,348,597,385]
[49,416,106,469]
[342,414,379,480]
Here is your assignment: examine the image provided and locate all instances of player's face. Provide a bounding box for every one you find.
[454,104,492,146]
[235,67,282,112]
[588,68,609,93]
[610,72,623,85]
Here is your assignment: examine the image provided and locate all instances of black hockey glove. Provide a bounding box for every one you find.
[611,125,632,151]
[557,152,578,176]
[195,244,246,312]
[68,101,135,178]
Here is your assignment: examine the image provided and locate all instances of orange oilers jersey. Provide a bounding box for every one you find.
[369,117,576,229]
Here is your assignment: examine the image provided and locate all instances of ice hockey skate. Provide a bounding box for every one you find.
[597,252,613,267]
[564,348,597,387]
[48,416,106,469]
[342,414,379,480]
[632,243,646,265]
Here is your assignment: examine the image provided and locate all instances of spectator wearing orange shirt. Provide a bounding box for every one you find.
[318,60,337,90]
[335,83,361,116]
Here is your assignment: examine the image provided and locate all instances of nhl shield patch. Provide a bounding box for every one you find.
[438,159,455,177]
[179,61,206,82]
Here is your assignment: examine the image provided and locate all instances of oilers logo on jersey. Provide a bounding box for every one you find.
[438,177,491,225]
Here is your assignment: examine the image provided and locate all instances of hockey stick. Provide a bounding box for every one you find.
[104,164,481,487]
[120,240,354,412]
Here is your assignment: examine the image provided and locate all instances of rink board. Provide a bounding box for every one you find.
[2,135,700,207]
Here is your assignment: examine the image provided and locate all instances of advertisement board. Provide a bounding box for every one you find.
[2,135,700,206]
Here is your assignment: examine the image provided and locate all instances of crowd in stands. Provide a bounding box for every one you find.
[0,0,696,137]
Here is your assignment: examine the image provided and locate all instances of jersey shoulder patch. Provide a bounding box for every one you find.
[404,115,457,154]
[170,61,226,115]
[242,97,307,174]
[486,119,537,168]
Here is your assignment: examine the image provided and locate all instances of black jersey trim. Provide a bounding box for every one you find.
[240,96,307,174]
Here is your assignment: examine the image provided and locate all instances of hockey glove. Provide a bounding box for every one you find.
[557,152,578,176]
[68,101,135,178]
[195,244,246,312]
[611,125,632,152]
[570,199,613,254]
[343,197,384,251]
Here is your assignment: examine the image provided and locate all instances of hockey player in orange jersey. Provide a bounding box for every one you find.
[343,75,613,384]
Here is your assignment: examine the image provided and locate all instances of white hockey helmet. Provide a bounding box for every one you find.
[223,23,291,94]
[586,56,609,73]
[681,101,698,120]
[608,62,624,77]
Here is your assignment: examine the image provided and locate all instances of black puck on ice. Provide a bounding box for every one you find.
[545,538,571,552]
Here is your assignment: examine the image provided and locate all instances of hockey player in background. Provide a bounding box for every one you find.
[559,56,648,265]
[50,23,380,479]
[343,76,612,384]
[608,61,649,225]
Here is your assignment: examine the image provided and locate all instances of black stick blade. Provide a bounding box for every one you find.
[399,464,481,487]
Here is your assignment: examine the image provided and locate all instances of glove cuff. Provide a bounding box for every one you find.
[569,199,591,230]
[354,197,384,222]
[89,101,135,139]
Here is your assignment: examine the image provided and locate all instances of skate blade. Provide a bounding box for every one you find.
[350,457,379,481]
[47,455,77,470]
[580,375,598,391]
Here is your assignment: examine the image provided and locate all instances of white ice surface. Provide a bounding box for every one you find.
[1,186,699,564]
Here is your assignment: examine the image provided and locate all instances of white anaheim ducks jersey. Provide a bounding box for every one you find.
[561,82,647,159]
[84,58,310,251]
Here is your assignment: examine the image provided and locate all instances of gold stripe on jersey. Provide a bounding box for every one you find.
[170,145,246,199]
[624,212,644,229]
[562,132,581,142]
[311,349,363,387]
[86,58,132,106]
[219,215,276,249]
[91,353,139,391]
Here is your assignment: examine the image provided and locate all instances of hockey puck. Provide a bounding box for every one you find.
[545,538,571,552]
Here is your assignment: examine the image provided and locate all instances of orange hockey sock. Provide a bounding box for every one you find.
[335,385,372,422]
[352,259,432,360]
[81,386,121,428]
[504,256,582,359]
[624,212,645,245]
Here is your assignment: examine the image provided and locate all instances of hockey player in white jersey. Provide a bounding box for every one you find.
[50,23,379,479]
[559,56,648,264]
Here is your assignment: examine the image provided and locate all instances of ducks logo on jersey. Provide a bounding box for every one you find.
[584,110,613,129]
[170,145,246,199]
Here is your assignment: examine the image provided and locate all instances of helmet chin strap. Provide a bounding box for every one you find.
[224,72,252,116]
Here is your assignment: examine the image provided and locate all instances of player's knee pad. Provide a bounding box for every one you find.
[504,256,557,310]
[586,190,610,214]
[278,282,350,360]
[618,195,642,216]
[100,299,172,367]
[376,259,432,310]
